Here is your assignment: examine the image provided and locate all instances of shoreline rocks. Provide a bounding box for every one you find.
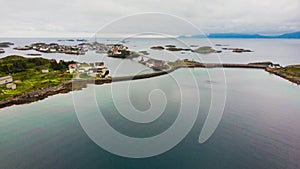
[0,81,73,109]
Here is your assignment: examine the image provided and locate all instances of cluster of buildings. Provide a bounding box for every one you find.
[69,62,109,78]
[0,76,16,90]
[14,43,87,55]
[107,44,130,58]
[13,41,132,58]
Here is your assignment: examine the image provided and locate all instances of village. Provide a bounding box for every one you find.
[12,41,132,57]
[69,61,109,79]
[13,42,87,55]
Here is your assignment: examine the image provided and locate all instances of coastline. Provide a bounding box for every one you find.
[266,67,300,85]
[1,61,299,109]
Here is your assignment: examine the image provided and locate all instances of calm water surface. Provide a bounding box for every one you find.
[0,38,299,168]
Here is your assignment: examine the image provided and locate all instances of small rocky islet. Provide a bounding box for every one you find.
[0,42,14,53]
[0,42,14,48]
[222,47,253,53]
[150,45,221,53]
[150,44,253,54]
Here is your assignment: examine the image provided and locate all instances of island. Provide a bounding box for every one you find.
[150,46,165,50]
[193,46,222,54]
[0,42,14,48]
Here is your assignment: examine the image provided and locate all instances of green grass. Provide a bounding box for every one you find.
[167,59,198,67]
[276,65,300,77]
[79,73,95,79]
[0,56,73,101]
[0,71,72,100]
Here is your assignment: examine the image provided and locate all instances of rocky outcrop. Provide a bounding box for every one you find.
[0,78,113,109]
[193,46,222,54]
[150,46,164,50]
[13,46,32,50]
[165,45,176,48]
[0,42,14,48]
[0,81,72,108]
[266,67,300,85]
[166,47,192,51]
[222,47,253,53]
[27,53,42,56]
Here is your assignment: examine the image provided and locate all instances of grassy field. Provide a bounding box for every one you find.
[273,65,300,78]
[167,59,199,67]
[0,55,73,100]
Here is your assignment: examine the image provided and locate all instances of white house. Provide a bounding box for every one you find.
[42,69,49,73]
[78,68,85,73]
[68,64,77,74]
[0,76,13,85]
[6,83,16,90]
[49,48,57,52]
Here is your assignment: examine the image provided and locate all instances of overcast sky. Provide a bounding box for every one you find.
[0,0,299,37]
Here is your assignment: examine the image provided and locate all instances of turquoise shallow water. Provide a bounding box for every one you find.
[0,68,299,169]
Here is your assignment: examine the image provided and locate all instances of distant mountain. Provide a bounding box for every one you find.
[179,31,300,39]
[277,31,300,38]
[207,33,265,38]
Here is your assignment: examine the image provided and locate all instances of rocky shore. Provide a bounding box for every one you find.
[266,66,300,85]
[0,80,73,108]
[0,78,112,109]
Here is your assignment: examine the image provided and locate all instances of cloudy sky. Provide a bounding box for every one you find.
[0,0,299,37]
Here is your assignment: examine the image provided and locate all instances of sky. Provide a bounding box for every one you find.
[0,0,299,37]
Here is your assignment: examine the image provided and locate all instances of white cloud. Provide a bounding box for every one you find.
[0,0,299,37]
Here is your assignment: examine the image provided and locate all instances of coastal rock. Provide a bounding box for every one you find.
[13,46,32,50]
[232,48,253,53]
[0,42,14,48]
[27,53,42,56]
[150,46,164,50]
[193,46,221,54]
[138,51,150,55]
[222,47,253,53]
[266,65,300,85]
[0,81,72,109]
[166,47,192,51]
[165,45,176,48]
